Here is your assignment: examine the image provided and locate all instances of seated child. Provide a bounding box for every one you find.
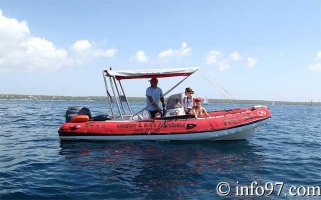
[191,97,210,118]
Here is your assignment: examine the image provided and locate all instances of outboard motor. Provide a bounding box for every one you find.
[65,106,92,122]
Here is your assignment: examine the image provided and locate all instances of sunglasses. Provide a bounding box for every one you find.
[195,100,201,102]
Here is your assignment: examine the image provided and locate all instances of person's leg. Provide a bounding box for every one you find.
[149,110,158,118]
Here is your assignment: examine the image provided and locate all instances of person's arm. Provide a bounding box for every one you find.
[147,95,161,111]
[159,88,165,108]
[160,97,165,109]
[202,107,210,117]
[182,97,188,112]
[191,107,197,118]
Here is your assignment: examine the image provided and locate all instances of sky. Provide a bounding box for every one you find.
[0,0,320,102]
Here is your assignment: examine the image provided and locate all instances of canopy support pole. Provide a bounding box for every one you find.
[109,76,123,120]
[102,71,115,117]
[112,77,126,115]
[118,80,133,115]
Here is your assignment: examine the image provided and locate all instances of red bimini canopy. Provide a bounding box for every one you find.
[104,67,200,80]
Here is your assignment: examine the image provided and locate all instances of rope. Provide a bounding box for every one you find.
[199,72,243,108]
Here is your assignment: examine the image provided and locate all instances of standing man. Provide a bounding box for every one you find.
[146,77,165,118]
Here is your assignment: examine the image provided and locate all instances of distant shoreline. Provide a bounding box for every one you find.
[1,94,320,106]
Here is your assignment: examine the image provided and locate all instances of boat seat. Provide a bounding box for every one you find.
[166,93,183,110]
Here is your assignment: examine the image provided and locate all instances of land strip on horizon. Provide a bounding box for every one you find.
[1,94,320,106]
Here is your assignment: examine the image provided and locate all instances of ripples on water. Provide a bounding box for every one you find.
[0,100,320,199]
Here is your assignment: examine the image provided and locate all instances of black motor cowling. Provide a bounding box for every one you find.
[65,106,92,122]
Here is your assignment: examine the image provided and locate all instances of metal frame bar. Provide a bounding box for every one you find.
[118,80,133,115]
[163,75,190,97]
[112,77,126,115]
[109,76,123,120]
[102,71,115,118]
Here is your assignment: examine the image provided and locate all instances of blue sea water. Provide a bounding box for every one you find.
[0,100,320,199]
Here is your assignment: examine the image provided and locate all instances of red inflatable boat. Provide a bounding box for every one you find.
[58,67,271,141]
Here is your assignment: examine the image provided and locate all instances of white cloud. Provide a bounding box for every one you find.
[180,42,192,56]
[206,51,222,64]
[309,63,321,72]
[218,60,230,72]
[93,48,118,57]
[246,57,257,68]
[229,52,243,61]
[72,40,92,52]
[0,10,29,38]
[206,50,257,71]
[309,51,321,72]
[158,42,192,61]
[20,37,71,72]
[131,50,149,63]
[0,10,72,72]
[0,10,116,73]
[71,40,118,58]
